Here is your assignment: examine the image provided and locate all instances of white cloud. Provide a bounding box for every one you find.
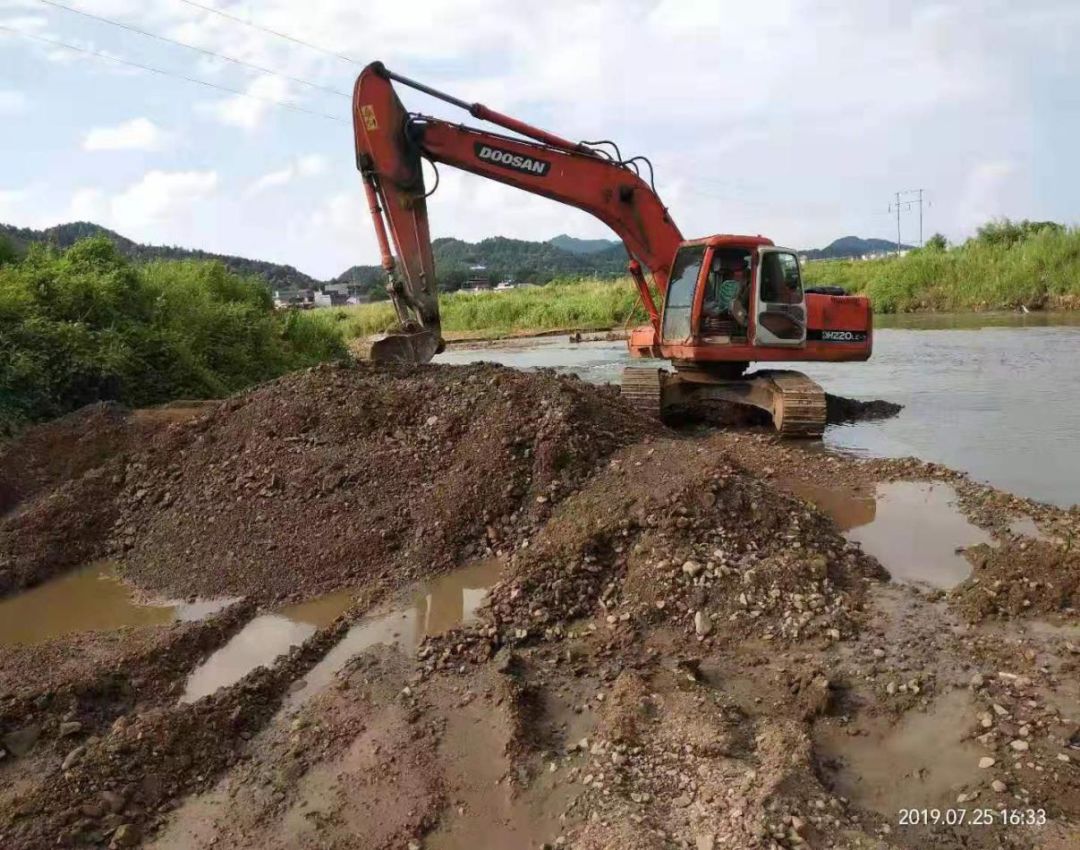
[247,154,328,194]
[110,170,219,227]
[0,90,27,115]
[0,188,28,223]
[956,161,1023,230]
[201,75,292,131]
[83,117,170,151]
[297,154,327,177]
[67,187,109,222]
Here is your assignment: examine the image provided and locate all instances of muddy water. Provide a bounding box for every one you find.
[182,558,504,704]
[816,689,987,814]
[437,313,1080,506]
[786,480,991,588]
[0,563,236,647]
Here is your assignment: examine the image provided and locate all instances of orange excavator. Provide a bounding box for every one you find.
[353,62,872,437]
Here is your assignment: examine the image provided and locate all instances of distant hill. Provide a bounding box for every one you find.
[0,222,319,291]
[802,235,914,260]
[548,234,620,255]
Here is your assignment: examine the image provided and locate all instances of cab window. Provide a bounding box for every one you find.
[760,251,803,305]
[661,245,706,342]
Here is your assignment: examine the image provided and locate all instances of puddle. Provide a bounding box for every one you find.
[815,689,986,814]
[0,563,236,648]
[1007,515,1055,543]
[786,479,877,532]
[183,558,504,704]
[789,480,991,589]
[180,591,358,703]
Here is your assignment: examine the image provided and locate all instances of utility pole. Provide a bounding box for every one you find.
[917,188,924,246]
[893,192,902,255]
[888,189,926,253]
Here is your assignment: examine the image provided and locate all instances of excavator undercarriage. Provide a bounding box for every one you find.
[621,366,828,438]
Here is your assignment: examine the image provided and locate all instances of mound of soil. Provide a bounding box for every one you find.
[953,539,1080,622]
[111,362,661,604]
[0,403,215,598]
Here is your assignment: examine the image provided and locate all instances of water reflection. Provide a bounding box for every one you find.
[0,563,236,648]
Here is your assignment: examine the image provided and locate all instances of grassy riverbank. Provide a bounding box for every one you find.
[803,223,1080,312]
[327,277,646,341]
[331,220,1080,341]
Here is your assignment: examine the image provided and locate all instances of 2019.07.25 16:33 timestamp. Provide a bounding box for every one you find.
[898,808,1047,827]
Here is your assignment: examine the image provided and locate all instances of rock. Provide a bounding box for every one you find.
[694,611,712,636]
[991,780,1008,793]
[872,648,886,659]
[970,672,985,688]
[696,833,716,850]
[2,724,42,757]
[979,757,995,769]
[494,648,519,675]
[1009,739,1029,752]
[682,560,703,578]
[59,721,83,737]
[62,745,86,771]
[99,790,126,814]
[1057,753,1071,763]
[111,823,141,848]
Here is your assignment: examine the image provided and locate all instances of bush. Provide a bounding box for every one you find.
[0,237,347,432]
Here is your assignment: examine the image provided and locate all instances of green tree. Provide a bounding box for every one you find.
[0,235,17,266]
[925,233,948,251]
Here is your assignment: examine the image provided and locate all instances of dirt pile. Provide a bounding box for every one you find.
[109,362,661,603]
[954,538,1080,621]
[0,403,214,598]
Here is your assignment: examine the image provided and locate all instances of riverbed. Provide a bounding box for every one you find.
[436,312,1080,507]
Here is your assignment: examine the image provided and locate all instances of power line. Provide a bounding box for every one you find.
[177,0,361,66]
[36,0,349,97]
[0,24,347,122]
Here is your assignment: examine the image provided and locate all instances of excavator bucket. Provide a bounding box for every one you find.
[361,329,443,364]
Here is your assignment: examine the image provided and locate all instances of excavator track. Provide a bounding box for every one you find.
[620,366,665,420]
[765,370,827,438]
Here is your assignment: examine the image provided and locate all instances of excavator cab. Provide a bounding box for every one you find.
[625,236,871,436]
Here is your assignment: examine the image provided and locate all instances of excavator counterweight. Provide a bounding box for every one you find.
[351,62,873,436]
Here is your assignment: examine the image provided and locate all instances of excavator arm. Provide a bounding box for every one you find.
[352,61,684,363]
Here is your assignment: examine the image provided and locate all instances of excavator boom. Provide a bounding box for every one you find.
[352,61,683,362]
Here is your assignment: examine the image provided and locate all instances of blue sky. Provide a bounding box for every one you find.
[2,0,1077,279]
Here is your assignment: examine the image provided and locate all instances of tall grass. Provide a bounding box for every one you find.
[803,226,1080,313]
[329,277,646,340]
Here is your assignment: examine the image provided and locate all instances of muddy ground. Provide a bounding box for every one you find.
[0,362,1077,850]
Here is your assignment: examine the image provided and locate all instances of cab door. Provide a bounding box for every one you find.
[660,245,707,343]
[753,248,806,347]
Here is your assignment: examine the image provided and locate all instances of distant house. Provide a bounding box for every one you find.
[494,279,516,291]
[274,288,316,308]
[465,264,492,291]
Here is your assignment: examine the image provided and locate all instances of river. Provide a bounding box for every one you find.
[436,312,1080,508]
